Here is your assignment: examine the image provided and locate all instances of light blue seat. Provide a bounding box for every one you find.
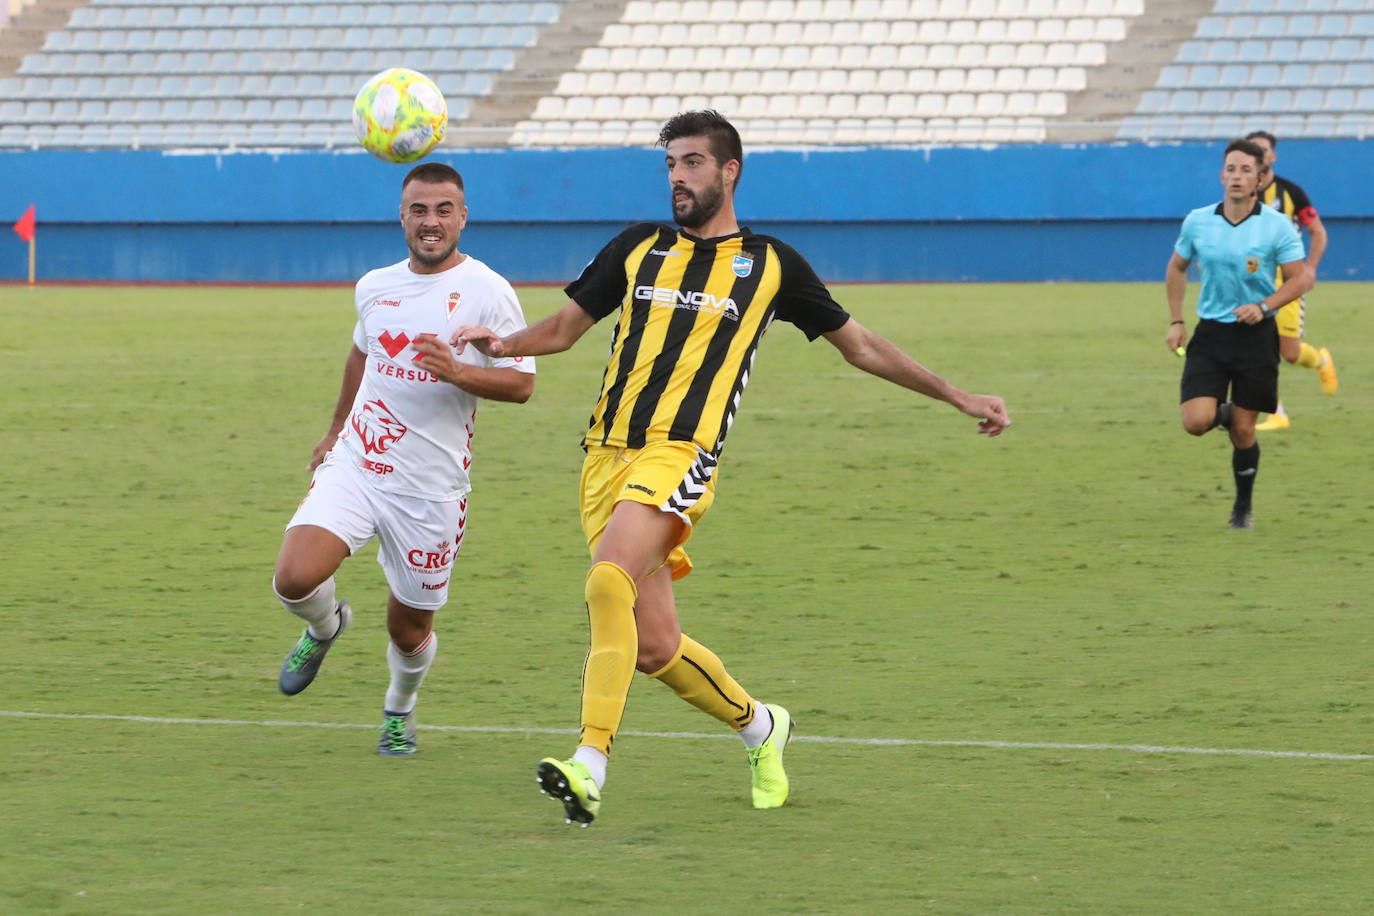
[1350,14,1374,36]
[1323,87,1354,110]
[1330,37,1361,58]
[1309,62,1342,84]
[1356,87,1374,110]
[1268,38,1299,59]
[1218,63,1248,85]
[1315,14,1347,36]
[1200,88,1231,111]
[1157,65,1188,88]
[1281,15,1316,36]
[107,98,136,121]
[175,7,202,26]
[75,75,103,96]
[364,4,397,25]
[1234,39,1267,61]
[229,6,257,26]
[1195,17,1227,39]
[1295,38,1328,60]
[1225,15,1257,37]
[161,98,190,120]
[1260,87,1293,110]
[1345,62,1373,86]
[1170,90,1202,113]
[1256,15,1288,37]
[1292,87,1325,110]
[1251,63,1280,85]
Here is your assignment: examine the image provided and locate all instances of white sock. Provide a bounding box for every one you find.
[384,632,437,714]
[572,746,608,789]
[273,576,340,640]
[1274,402,1287,417]
[738,704,774,749]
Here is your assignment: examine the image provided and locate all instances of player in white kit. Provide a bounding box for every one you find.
[272,162,535,755]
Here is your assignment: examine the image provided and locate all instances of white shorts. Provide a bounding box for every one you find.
[287,453,467,611]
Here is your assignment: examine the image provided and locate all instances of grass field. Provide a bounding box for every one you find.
[2,280,1370,914]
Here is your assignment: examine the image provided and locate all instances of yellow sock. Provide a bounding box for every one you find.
[1297,342,1322,369]
[648,634,757,731]
[578,562,638,755]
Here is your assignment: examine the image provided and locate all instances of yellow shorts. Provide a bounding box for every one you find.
[1273,298,1304,339]
[579,441,719,580]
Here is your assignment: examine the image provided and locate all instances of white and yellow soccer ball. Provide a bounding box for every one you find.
[352,68,448,163]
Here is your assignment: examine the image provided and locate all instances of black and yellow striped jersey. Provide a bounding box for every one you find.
[1261,175,1317,287]
[566,222,850,457]
[1261,174,1318,230]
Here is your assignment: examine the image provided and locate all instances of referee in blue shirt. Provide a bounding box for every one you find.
[1165,138,1312,529]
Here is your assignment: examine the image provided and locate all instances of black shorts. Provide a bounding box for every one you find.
[1180,318,1279,413]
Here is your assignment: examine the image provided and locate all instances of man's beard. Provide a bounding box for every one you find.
[409,236,457,267]
[672,178,725,230]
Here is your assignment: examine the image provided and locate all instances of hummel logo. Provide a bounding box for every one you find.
[1237,468,1257,476]
[627,483,656,496]
[649,248,681,257]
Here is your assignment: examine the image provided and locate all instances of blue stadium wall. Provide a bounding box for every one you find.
[1,140,1369,284]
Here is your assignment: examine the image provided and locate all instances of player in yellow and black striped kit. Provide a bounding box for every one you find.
[454,110,1010,825]
[1245,130,1338,430]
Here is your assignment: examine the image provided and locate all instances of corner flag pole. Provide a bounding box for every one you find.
[13,204,37,287]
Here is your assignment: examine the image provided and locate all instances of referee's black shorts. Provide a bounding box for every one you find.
[1180,317,1280,413]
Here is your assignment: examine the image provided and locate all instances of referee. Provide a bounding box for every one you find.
[1165,138,1312,529]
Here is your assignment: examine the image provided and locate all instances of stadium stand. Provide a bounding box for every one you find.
[0,0,1371,148]
[1122,0,1374,139]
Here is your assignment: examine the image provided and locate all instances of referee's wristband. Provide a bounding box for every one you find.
[1170,320,1185,325]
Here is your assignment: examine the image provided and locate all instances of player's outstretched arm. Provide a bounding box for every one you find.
[822,318,1010,436]
[453,300,596,358]
[411,334,534,403]
[310,344,367,469]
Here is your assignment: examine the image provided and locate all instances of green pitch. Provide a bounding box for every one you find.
[1,281,1369,914]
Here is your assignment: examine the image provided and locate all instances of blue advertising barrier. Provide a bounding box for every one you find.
[1,140,1368,283]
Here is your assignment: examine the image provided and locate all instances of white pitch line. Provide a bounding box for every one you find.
[3,710,1370,761]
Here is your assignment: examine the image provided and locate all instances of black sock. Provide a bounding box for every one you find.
[1232,443,1259,512]
[1213,402,1234,430]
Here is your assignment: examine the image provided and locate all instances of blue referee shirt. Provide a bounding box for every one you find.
[1173,200,1305,323]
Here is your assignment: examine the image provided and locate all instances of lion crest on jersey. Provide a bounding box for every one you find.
[351,398,407,454]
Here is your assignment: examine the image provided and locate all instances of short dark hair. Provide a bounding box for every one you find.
[1224,138,1266,170]
[1245,130,1277,148]
[658,109,744,187]
[402,161,464,193]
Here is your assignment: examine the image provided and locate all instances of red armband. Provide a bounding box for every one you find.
[1296,206,1318,227]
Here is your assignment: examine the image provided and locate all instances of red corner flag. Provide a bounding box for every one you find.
[13,205,36,243]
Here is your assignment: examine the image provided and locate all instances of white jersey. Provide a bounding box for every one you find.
[334,255,534,501]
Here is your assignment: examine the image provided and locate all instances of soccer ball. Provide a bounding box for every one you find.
[352,68,448,163]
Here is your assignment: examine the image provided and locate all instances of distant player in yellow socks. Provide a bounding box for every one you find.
[1245,130,1338,431]
[455,110,1010,825]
